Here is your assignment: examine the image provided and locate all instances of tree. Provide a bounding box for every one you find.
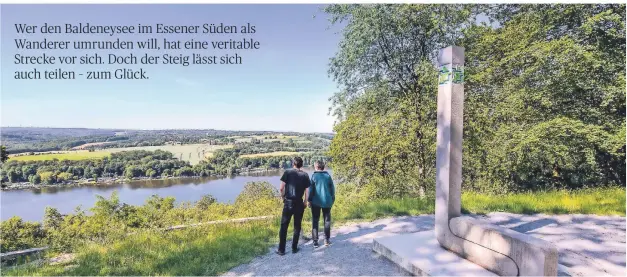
[145,169,157,178]
[1,145,8,163]
[56,172,73,182]
[196,194,217,209]
[28,174,41,184]
[39,171,56,185]
[326,4,625,195]
[325,4,478,196]
[124,165,143,179]
[460,4,625,191]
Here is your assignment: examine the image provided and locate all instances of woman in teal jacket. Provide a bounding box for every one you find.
[307,160,335,247]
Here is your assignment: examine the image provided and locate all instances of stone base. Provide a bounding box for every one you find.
[373,231,497,276]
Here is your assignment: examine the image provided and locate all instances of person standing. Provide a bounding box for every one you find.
[308,160,335,248]
[277,156,310,255]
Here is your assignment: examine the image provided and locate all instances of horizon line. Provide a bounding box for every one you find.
[0,125,335,134]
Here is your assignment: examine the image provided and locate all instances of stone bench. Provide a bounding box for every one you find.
[445,216,559,276]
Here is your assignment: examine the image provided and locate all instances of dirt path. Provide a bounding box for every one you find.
[223,213,625,276]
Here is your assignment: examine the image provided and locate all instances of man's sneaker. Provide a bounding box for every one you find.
[313,241,320,248]
[292,248,300,254]
[324,240,332,246]
[276,250,286,256]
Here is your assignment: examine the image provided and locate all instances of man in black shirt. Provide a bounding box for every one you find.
[276,156,310,255]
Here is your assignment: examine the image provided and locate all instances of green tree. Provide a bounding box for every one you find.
[325,4,625,195]
[0,217,45,252]
[1,145,9,163]
[39,171,56,185]
[56,172,73,182]
[28,174,41,184]
[145,168,157,178]
[196,194,217,209]
[124,165,143,179]
[325,4,478,196]
[460,4,625,191]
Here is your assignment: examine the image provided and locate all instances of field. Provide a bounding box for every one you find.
[5,134,319,165]
[9,151,110,161]
[8,144,233,165]
[71,142,113,150]
[104,144,233,165]
[240,151,301,158]
[228,134,307,143]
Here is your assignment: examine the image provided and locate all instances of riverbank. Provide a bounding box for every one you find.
[1,176,202,191]
[0,167,285,191]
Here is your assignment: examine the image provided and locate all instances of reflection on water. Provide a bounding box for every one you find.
[0,168,327,222]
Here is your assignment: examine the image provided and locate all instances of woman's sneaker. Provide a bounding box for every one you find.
[313,241,320,248]
[324,240,332,246]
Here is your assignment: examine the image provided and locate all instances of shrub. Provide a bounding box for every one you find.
[38,171,56,184]
[196,194,217,210]
[56,172,73,182]
[0,217,46,252]
[235,182,278,204]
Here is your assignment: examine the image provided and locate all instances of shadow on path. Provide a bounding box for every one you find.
[223,213,625,276]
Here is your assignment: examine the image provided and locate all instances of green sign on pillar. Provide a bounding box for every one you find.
[439,65,465,85]
[438,66,450,85]
[452,65,464,84]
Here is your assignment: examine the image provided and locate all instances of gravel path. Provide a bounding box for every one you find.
[223,213,625,276]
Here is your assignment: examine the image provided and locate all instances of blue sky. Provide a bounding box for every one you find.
[1,4,341,133]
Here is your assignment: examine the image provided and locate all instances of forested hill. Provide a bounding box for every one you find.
[0,127,333,154]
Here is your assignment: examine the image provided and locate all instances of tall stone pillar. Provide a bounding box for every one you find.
[434,45,519,276]
[435,46,465,240]
[433,46,558,276]
[374,45,558,277]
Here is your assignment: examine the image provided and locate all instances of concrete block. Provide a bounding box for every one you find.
[450,216,559,276]
[373,231,498,276]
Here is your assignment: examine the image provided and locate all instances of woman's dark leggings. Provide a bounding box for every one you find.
[311,205,331,242]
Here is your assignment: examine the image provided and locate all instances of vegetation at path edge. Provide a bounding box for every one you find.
[2,184,624,276]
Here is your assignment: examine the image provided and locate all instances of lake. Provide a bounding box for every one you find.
[0,168,329,222]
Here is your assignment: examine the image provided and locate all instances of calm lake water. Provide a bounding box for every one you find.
[1,168,328,222]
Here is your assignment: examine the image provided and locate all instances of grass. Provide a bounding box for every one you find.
[9,151,111,161]
[3,221,279,276]
[240,151,302,158]
[461,187,626,216]
[3,187,624,276]
[332,187,626,222]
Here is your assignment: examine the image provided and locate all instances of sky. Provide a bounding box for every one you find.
[0,4,342,133]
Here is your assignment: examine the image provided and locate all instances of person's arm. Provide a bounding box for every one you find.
[280,181,286,199]
[330,177,335,203]
[304,186,309,207]
[304,174,311,207]
[280,171,287,199]
[308,175,314,201]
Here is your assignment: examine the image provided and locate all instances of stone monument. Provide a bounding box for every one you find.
[373,46,559,276]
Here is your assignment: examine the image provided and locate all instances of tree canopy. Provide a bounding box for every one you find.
[326,4,625,196]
